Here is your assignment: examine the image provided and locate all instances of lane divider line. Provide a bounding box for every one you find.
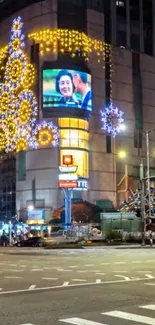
[0,276,154,295]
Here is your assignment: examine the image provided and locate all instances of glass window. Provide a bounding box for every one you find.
[70,119,78,128]
[78,120,85,129]
[87,0,104,12]
[59,129,70,147]
[58,118,89,130]
[70,130,79,147]
[59,118,70,127]
[84,120,89,130]
[59,129,89,149]
[60,149,89,178]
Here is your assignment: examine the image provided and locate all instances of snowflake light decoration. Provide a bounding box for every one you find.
[30,121,59,149]
[100,105,124,137]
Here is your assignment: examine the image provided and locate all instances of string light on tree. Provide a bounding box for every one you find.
[0,124,9,151]
[22,63,35,89]
[5,52,27,89]
[17,90,38,127]
[0,85,15,116]
[16,137,28,152]
[100,105,124,137]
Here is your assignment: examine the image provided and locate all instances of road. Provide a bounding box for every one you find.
[0,247,155,324]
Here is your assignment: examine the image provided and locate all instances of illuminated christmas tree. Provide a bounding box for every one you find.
[0,16,58,153]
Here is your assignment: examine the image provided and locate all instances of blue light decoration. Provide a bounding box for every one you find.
[100,105,124,137]
[29,121,59,149]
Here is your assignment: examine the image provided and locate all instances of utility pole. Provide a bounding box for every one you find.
[140,161,145,245]
[146,131,151,218]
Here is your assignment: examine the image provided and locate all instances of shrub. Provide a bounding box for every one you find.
[105,230,122,242]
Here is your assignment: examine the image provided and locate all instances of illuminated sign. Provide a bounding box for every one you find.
[74,179,88,191]
[59,166,78,173]
[63,155,73,165]
[27,209,44,220]
[58,181,78,189]
[58,174,78,181]
[42,69,92,112]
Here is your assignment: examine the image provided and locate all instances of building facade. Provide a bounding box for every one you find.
[0,0,154,221]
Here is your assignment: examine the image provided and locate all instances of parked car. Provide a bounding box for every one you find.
[16,236,45,247]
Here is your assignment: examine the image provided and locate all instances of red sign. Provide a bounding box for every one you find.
[63,155,73,165]
[58,181,78,189]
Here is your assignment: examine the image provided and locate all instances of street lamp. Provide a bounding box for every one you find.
[27,205,34,212]
[118,150,127,159]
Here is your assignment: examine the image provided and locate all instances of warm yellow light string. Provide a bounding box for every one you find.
[0,29,112,68]
[28,29,112,65]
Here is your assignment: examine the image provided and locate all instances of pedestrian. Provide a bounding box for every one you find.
[149,231,153,247]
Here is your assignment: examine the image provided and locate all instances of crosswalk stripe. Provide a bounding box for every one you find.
[102,311,155,324]
[59,317,106,325]
[140,305,155,311]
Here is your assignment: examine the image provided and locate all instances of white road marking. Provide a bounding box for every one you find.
[29,285,36,290]
[115,262,126,264]
[137,271,152,273]
[62,282,69,286]
[9,264,17,266]
[132,261,141,263]
[146,260,154,263]
[72,279,86,282]
[0,276,154,295]
[96,273,105,275]
[145,274,154,279]
[112,271,128,273]
[31,269,43,271]
[102,310,155,324]
[140,305,155,311]
[20,323,34,325]
[96,279,101,283]
[85,264,94,267]
[145,283,155,286]
[69,266,78,268]
[5,276,22,279]
[59,317,105,324]
[115,275,130,281]
[56,268,72,272]
[42,277,58,280]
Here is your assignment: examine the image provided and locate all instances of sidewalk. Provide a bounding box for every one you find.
[83,244,155,249]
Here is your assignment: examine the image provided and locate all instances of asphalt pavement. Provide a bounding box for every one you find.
[0,247,155,324]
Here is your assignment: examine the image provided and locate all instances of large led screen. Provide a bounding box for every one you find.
[42,69,92,112]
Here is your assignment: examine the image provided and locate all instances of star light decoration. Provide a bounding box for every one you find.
[0,16,58,153]
[100,105,124,137]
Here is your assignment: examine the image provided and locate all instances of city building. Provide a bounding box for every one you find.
[0,0,154,222]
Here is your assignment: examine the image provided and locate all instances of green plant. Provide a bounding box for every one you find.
[105,230,122,242]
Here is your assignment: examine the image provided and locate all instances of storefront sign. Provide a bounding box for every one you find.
[27,209,44,220]
[58,173,78,181]
[59,166,77,173]
[58,181,78,189]
[74,179,88,191]
[63,155,73,165]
